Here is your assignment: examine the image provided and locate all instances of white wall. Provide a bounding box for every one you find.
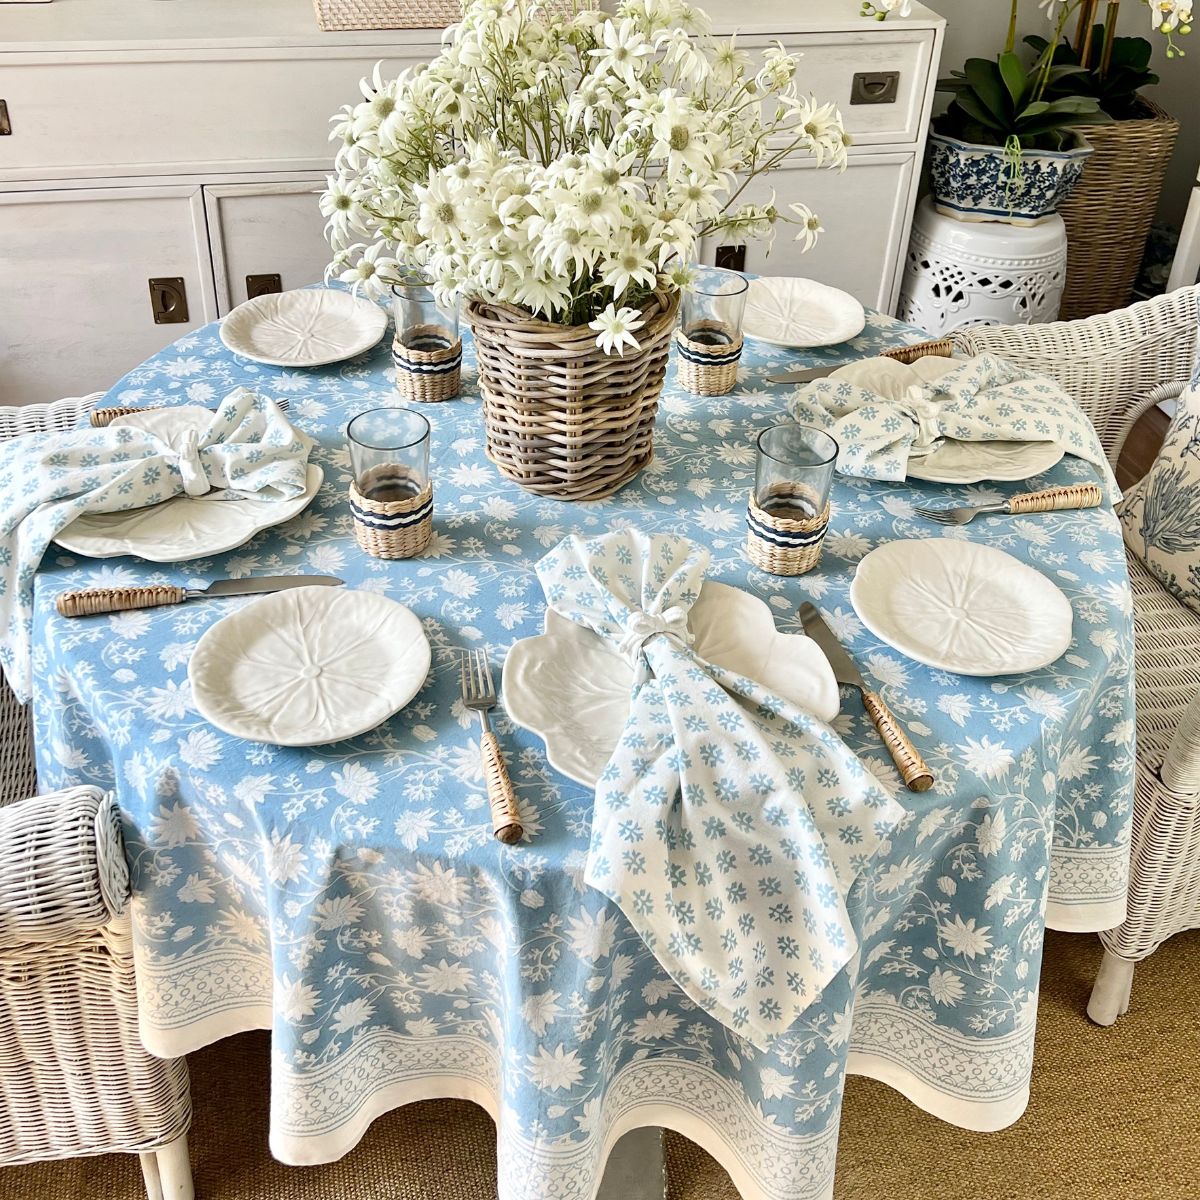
[934,0,1198,226]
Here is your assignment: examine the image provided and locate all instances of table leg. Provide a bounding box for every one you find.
[598,1127,666,1200]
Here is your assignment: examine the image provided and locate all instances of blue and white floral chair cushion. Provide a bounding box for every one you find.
[1120,357,1200,615]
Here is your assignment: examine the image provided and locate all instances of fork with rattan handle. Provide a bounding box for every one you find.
[57,586,189,617]
[460,649,523,844]
[914,483,1103,526]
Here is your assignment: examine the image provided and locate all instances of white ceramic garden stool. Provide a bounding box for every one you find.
[899,197,1069,336]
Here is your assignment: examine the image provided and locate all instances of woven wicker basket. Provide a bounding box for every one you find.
[313,0,461,30]
[313,0,593,30]
[468,291,679,501]
[1057,98,1180,321]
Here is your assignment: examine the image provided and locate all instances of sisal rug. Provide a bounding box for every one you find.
[2,929,1197,1199]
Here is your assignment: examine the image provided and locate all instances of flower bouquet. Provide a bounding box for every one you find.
[323,0,847,499]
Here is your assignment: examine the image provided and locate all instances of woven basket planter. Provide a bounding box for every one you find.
[313,0,594,30]
[468,290,679,501]
[314,0,460,30]
[1057,98,1180,321]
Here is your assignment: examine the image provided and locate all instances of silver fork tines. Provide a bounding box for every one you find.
[460,648,497,713]
[913,501,1006,526]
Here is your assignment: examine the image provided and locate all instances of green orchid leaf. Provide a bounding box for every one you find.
[963,58,1010,122]
[952,92,1006,132]
[998,52,1027,107]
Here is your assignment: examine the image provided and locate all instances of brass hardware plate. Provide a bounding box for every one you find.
[715,244,747,272]
[246,273,283,299]
[149,277,189,325]
[0,101,10,136]
[851,71,900,105]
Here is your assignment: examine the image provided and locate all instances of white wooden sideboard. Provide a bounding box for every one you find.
[0,0,944,404]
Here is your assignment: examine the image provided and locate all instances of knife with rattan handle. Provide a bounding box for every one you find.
[56,574,343,618]
[799,601,934,793]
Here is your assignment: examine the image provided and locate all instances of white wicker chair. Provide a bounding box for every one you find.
[0,396,194,1197]
[0,787,194,1197]
[954,285,1200,1026]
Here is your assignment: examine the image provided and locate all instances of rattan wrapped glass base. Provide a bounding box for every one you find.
[393,332,462,403]
[469,291,679,501]
[349,478,433,559]
[676,325,743,396]
[746,488,830,576]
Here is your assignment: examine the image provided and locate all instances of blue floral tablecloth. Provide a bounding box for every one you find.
[31,298,1134,1200]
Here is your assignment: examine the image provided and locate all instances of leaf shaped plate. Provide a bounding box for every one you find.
[823,356,1065,483]
[189,587,431,745]
[55,464,323,562]
[849,539,1072,676]
[502,581,840,787]
[907,439,1064,484]
[743,277,866,348]
[219,288,388,367]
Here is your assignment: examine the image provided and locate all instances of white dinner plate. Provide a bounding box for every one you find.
[189,587,431,746]
[849,539,1073,676]
[54,406,322,562]
[743,277,866,348]
[219,289,388,368]
[824,356,1066,484]
[502,581,840,787]
[907,439,1065,484]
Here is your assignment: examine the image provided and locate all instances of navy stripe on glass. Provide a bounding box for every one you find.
[745,508,827,548]
[675,341,743,367]
[350,496,434,530]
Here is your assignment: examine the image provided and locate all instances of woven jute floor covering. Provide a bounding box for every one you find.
[3,929,1197,1200]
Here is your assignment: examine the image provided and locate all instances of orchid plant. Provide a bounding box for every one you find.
[322,0,848,355]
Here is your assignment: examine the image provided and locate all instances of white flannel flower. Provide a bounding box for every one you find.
[321,0,843,330]
[790,202,824,251]
[589,304,647,356]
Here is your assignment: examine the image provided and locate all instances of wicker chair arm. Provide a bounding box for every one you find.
[951,286,1199,466]
[0,786,130,950]
[1162,691,1200,797]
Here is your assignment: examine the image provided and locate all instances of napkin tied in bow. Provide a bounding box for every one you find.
[0,388,311,701]
[536,531,904,1047]
[789,353,1119,499]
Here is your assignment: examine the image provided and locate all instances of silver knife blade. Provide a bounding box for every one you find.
[766,364,842,386]
[200,575,344,598]
[799,602,865,691]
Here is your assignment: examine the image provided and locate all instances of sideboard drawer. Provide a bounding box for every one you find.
[0,49,434,181]
[743,30,936,146]
[700,152,917,312]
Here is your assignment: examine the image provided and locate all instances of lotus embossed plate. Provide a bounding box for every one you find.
[189,587,431,745]
[220,289,388,368]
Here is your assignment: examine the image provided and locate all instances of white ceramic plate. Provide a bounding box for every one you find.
[219,289,388,368]
[189,587,431,746]
[849,539,1073,676]
[54,406,322,562]
[907,439,1065,484]
[502,581,840,787]
[743,277,867,348]
[825,357,1065,484]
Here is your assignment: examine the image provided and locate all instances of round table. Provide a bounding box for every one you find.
[29,299,1134,1200]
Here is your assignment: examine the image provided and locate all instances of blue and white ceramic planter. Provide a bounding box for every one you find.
[928,130,1093,226]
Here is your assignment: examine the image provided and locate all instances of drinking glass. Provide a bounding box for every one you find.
[754,423,838,519]
[681,266,749,348]
[347,406,431,503]
[392,272,459,352]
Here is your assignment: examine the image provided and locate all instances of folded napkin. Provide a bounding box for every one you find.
[0,388,311,702]
[789,353,1119,498]
[536,531,905,1048]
